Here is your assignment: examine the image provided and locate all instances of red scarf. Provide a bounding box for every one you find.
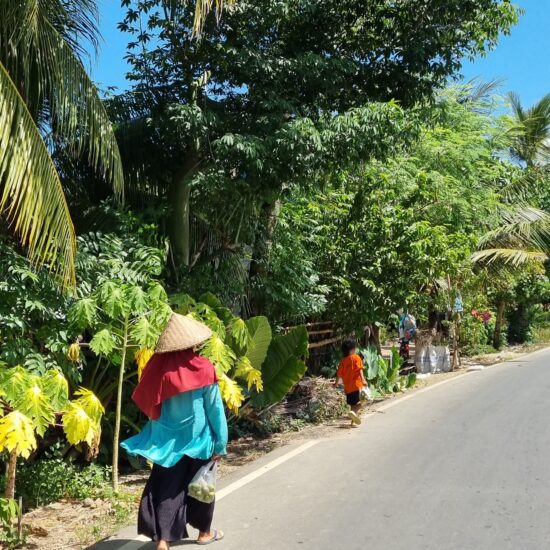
[132,349,217,420]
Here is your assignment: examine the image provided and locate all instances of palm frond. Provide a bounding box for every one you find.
[0,61,75,287]
[40,17,124,199]
[474,204,550,269]
[460,77,504,108]
[189,0,235,36]
[478,205,550,251]
[0,0,124,199]
[40,0,100,59]
[471,248,548,267]
[507,91,550,166]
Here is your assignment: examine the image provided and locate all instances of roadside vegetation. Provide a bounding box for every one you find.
[1,0,550,547]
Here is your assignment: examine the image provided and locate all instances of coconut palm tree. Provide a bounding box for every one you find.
[507,91,550,168]
[473,91,550,269]
[472,88,550,345]
[0,0,124,288]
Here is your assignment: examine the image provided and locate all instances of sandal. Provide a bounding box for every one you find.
[348,411,361,425]
[197,529,225,545]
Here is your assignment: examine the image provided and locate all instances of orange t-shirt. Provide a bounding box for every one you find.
[337,354,365,394]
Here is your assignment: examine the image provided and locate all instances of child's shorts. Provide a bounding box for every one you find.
[346,391,360,406]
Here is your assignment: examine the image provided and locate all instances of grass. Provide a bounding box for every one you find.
[532,324,550,344]
[74,488,138,547]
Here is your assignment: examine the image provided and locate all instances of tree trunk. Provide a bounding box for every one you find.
[369,324,382,356]
[493,299,506,350]
[168,158,200,271]
[248,198,282,316]
[6,449,17,499]
[451,314,460,371]
[112,317,129,493]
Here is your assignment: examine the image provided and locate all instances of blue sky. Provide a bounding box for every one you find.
[92,0,550,106]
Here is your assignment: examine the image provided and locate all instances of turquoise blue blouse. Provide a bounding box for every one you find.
[121,383,228,468]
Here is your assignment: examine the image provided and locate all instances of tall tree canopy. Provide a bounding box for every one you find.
[111,0,519,301]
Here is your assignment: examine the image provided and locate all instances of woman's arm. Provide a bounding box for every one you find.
[203,383,229,457]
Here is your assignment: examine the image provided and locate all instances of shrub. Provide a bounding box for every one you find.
[7,460,110,509]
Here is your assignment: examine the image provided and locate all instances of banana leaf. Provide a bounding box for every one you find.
[244,316,272,371]
[251,326,308,408]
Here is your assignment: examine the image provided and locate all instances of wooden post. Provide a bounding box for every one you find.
[17,496,22,540]
[452,312,461,371]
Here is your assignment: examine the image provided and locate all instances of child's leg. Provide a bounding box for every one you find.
[346,392,362,425]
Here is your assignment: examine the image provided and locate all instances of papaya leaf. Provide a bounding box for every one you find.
[0,411,37,458]
[387,363,399,382]
[234,356,253,378]
[200,336,235,372]
[148,282,168,303]
[150,302,172,332]
[15,382,55,437]
[377,356,388,377]
[229,318,251,352]
[68,298,97,330]
[62,402,97,445]
[218,373,245,414]
[191,308,226,340]
[391,346,402,371]
[90,328,117,356]
[251,326,308,408]
[244,316,272,371]
[73,388,105,423]
[97,281,127,319]
[41,370,69,411]
[246,368,263,392]
[124,285,148,315]
[233,356,263,391]
[0,366,33,405]
[131,316,158,348]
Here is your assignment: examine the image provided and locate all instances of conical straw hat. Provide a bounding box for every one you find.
[155,313,212,353]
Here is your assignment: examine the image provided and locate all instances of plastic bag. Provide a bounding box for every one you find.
[188,461,217,503]
[360,386,373,401]
[415,345,450,374]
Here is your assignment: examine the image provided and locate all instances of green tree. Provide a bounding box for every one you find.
[110,0,518,304]
[0,0,123,287]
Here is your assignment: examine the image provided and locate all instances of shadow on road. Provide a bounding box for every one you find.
[87,538,201,549]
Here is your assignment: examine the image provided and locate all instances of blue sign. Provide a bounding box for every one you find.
[453,292,463,313]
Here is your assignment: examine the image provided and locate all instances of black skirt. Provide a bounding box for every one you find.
[138,455,215,542]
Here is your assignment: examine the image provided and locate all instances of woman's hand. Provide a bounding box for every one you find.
[212,454,222,461]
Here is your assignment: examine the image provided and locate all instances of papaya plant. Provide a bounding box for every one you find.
[172,293,309,415]
[172,292,271,414]
[0,366,103,500]
[68,280,172,491]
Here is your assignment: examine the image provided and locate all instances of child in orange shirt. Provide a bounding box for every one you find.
[335,339,367,426]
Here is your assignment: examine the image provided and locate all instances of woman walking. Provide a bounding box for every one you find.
[122,313,228,549]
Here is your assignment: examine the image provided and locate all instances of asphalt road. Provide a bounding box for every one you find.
[91,348,550,550]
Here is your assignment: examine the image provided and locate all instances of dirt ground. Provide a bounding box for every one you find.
[18,343,547,550]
